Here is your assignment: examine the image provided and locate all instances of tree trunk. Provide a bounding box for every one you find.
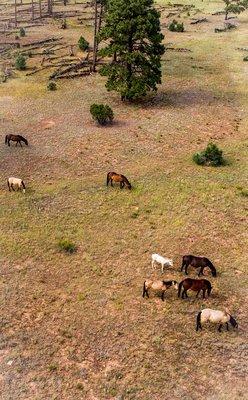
[92,0,98,72]
[225,9,228,20]
[14,0,17,27]
[39,0,42,18]
[31,0,34,20]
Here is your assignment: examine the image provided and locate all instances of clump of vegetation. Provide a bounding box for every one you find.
[223,0,248,20]
[19,27,26,37]
[15,54,26,70]
[90,104,114,125]
[168,19,185,32]
[243,56,248,61]
[78,36,89,51]
[58,239,77,254]
[193,142,225,166]
[48,364,58,372]
[47,81,57,91]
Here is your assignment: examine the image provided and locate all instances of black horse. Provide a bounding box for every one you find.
[5,134,28,147]
[181,255,217,277]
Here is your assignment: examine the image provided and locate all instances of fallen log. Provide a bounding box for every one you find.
[190,18,208,24]
[165,47,192,52]
[22,36,63,47]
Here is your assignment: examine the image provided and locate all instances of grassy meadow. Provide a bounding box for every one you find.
[0,0,247,399]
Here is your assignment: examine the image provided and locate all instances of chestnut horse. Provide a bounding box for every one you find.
[5,134,28,147]
[106,172,131,190]
[181,255,217,277]
[178,278,212,299]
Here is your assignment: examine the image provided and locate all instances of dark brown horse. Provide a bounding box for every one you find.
[178,278,212,299]
[5,134,28,147]
[106,172,131,190]
[181,255,217,277]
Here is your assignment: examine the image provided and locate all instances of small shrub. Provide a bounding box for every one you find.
[243,56,248,62]
[58,239,77,254]
[168,19,184,32]
[48,364,58,372]
[19,27,26,37]
[47,81,57,91]
[78,36,89,51]
[15,54,26,70]
[193,142,225,167]
[90,104,114,125]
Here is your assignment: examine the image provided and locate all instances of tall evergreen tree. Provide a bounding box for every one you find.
[99,0,165,101]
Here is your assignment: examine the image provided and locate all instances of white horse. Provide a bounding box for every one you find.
[143,279,178,301]
[196,308,238,332]
[7,177,26,193]
[151,253,173,273]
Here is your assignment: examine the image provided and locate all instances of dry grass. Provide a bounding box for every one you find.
[0,1,247,399]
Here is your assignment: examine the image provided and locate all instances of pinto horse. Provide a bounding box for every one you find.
[106,172,131,190]
[143,279,178,301]
[5,134,28,147]
[178,278,212,299]
[181,255,217,277]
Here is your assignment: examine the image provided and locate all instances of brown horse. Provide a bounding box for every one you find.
[181,255,217,277]
[178,278,212,299]
[106,172,131,190]
[5,134,28,147]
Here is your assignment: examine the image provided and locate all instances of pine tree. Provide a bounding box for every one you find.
[99,0,165,101]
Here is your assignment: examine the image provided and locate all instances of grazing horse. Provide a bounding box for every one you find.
[143,279,178,301]
[178,278,212,299]
[106,172,131,190]
[7,177,26,193]
[181,255,217,277]
[151,253,173,273]
[5,134,28,147]
[196,308,238,332]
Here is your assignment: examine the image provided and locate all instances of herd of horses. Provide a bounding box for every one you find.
[4,134,238,333]
[147,254,238,331]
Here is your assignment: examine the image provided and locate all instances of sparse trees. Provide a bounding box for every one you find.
[99,0,165,101]
[223,0,248,20]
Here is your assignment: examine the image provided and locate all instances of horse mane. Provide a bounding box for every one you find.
[163,280,173,286]
[229,315,238,328]
[204,258,217,276]
[18,135,28,145]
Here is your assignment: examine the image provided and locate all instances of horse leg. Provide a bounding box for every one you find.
[11,184,15,191]
[182,289,187,299]
[120,182,124,189]
[19,140,22,147]
[198,267,204,277]
[196,290,200,298]
[8,139,10,147]
[15,141,18,147]
[161,291,165,301]
[202,289,206,299]
[185,265,189,275]
[226,322,229,331]
[161,263,164,274]
[180,262,185,272]
[110,179,113,187]
[218,324,222,332]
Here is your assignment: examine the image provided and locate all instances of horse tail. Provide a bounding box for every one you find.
[207,259,217,277]
[106,172,110,186]
[142,281,147,298]
[5,135,8,144]
[196,311,202,331]
[178,281,183,298]
[207,281,212,296]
